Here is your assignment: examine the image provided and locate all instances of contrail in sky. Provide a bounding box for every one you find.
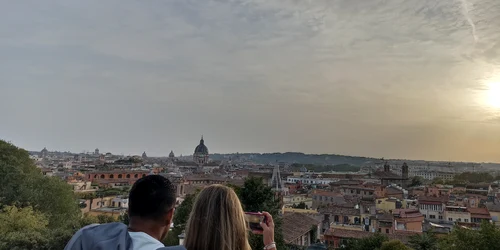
[459,0,478,43]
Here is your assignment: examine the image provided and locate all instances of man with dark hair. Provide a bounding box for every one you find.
[65,175,184,250]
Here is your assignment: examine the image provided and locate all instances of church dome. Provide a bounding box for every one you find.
[194,137,209,155]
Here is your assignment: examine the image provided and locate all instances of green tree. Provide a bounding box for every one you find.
[238,177,285,250]
[96,214,119,224]
[119,212,129,225]
[379,240,410,250]
[0,140,83,249]
[408,231,438,250]
[409,176,424,187]
[454,172,494,183]
[431,178,445,185]
[438,221,500,250]
[292,201,308,209]
[80,214,99,226]
[344,233,388,250]
[0,140,81,229]
[164,192,198,246]
[0,206,50,250]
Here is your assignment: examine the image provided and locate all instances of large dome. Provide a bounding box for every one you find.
[194,137,209,155]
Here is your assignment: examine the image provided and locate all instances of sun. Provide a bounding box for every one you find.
[487,82,500,109]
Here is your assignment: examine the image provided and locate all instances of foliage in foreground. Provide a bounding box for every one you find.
[344,233,388,250]
[438,221,500,250]
[0,140,86,249]
[408,231,438,250]
[238,177,286,250]
[164,192,198,246]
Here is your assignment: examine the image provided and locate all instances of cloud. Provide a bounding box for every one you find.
[0,0,500,161]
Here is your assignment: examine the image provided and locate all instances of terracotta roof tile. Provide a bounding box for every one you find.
[318,205,360,216]
[282,213,320,243]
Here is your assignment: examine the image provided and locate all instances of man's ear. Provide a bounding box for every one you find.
[165,208,175,225]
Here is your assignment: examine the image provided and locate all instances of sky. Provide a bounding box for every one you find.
[1,0,500,162]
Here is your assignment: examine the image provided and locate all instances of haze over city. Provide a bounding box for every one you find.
[1,0,500,162]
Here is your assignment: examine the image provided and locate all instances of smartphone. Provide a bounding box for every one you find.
[244,212,267,231]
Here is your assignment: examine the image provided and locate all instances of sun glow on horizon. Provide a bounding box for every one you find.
[487,82,500,109]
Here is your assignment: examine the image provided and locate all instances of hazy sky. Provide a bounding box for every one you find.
[1,0,500,162]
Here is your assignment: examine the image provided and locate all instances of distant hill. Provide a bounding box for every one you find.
[210,152,376,166]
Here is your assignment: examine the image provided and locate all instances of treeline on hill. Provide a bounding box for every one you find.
[290,163,361,172]
[432,172,500,185]
[210,152,372,165]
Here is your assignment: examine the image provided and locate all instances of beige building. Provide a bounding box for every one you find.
[418,196,446,222]
[283,194,313,208]
[68,180,97,192]
[444,206,471,223]
[376,198,402,213]
[311,190,345,208]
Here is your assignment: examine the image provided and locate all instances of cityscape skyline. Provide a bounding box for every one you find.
[13,139,500,165]
[1,0,500,163]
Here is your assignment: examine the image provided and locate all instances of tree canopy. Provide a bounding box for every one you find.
[408,231,438,250]
[344,233,388,250]
[237,177,286,250]
[379,240,411,250]
[0,140,82,249]
[0,206,49,250]
[0,140,81,228]
[409,176,425,187]
[438,221,500,250]
[164,192,198,246]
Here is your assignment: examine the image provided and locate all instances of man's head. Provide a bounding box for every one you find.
[128,175,176,240]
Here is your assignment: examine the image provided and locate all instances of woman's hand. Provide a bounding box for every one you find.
[260,212,275,249]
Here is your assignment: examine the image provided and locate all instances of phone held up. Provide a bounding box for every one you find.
[244,212,267,232]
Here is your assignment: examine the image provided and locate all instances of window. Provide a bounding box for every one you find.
[464,219,468,222]
[439,216,443,220]
[378,228,381,232]
[449,218,453,221]
[457,218,461,222]
[386,229,389,234]
[430,215,436,219]
[423,214,426,218]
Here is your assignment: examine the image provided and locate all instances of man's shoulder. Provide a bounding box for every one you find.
[64,223,132,250]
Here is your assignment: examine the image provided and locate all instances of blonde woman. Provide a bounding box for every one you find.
[184,184,276,250]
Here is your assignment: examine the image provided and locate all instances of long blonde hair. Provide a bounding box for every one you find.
[184,184,251,250]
